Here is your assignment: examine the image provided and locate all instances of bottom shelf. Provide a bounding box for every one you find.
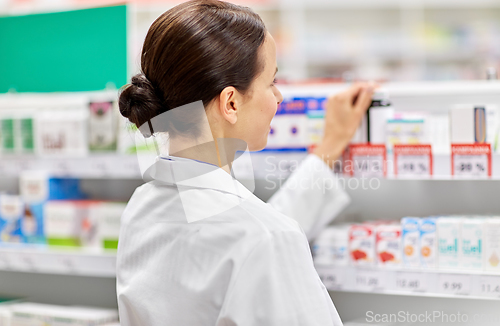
[316,264,500,300]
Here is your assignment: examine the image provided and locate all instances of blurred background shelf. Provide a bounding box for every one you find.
[315,264,500,300]
[0,246,116,278]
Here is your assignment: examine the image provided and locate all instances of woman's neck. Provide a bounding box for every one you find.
[169,137,237,174]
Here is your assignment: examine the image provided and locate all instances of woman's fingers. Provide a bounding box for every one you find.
[354,85,375,114]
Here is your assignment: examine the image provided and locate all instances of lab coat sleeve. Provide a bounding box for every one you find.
[267,153,351,241]
[217,230,343,326]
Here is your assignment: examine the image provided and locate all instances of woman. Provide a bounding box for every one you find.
[116,0,374,325]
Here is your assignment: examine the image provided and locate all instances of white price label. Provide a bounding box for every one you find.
[394,145,432,177]
[397,156,430,176]
[453,155,488,177]
[353,155,384,177]
[395,272,427,292]
[317,267,343,290]
[451,144,491,177]
[438,274,471,295]
[348,144,386,178]
[356,270,385,291]
[479,276,500,298]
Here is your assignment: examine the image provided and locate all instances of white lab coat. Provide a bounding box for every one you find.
[116,153,350,326]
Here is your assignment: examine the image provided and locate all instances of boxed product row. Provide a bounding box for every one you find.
[267,94,500,154]
[0,96,145,156]
[313,216,500,273]
[0,302,118,326]
[0,171,124,249]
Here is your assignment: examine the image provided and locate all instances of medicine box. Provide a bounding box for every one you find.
[267,98,308,149]
[460,217,483,271]
[312,225,349,266]
[437,217,461,270]
[419,217,438,269]
[88,101,118,151]
[483,217,500,273]
[401,217,420,268]
[19,171,86,244]
[0,194,23,243]
[375,224,402,268]
[35,109,88,156]
[306,97,326,146]
[96,202,126,250]
[349,223,376,266]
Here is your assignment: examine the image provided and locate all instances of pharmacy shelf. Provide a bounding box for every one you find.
[3,152,500,180]
[315,264,500,300]
[0,246,116,278]
[0,154,141,179]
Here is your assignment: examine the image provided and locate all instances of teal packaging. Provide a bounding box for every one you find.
[437,217,461,269]
[460,217,483,270]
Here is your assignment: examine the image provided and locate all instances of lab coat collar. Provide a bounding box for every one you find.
[143,155,253,200]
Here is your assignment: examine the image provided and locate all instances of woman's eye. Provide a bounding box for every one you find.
[271,78,277,86]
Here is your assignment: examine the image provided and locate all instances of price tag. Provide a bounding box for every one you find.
[394,145,432,177]
[395,272,427,292]
[451,144,491,177]
[317,266,344,290]
[479,276,500,298]
[438,273,471,295]
[356,269,385,291]
[347,144,386,178]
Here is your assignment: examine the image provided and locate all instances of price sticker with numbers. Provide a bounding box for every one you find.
[479,276,500,298]
[394,144,432,177]
[395,272,427,292]
[316,266,344,290]
[355,269,385,291]
[346,144,386,178]
[438,273,472,295]
[451,144,491,177]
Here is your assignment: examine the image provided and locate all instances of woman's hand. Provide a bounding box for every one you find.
[312,82,376,168]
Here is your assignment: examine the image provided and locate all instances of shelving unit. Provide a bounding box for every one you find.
[1,2,500,322]
[0,246,115,278]
[316,264,500,300]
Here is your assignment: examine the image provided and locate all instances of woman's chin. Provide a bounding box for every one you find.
[248,140,267,152]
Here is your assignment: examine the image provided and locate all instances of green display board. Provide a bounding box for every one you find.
[0,5,127,93]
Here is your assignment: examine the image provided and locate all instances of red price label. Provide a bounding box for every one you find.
[346,144,387,177]
[451,144,491,177]
[394,144,433,177]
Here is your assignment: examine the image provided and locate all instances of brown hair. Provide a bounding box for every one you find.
[119,0,267,138]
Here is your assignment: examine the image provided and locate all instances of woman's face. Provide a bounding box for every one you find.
[232,32,283,151]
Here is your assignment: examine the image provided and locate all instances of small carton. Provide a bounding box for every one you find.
[0,194,23,243]
[437,217,461,270]
[312,225,349,266]
[376,224,402,268]
[460,217,484,271]
[96,202,126,250]
[419,217,438,269]
[401,217,420,268]
[19,171,85,244]
[483,217,500,273]
[349,223,376,266]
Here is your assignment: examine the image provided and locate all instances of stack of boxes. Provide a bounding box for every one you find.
[0,171,125,250]
[313,216,500,273]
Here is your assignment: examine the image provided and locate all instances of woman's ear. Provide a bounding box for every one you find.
[219,86,239,125]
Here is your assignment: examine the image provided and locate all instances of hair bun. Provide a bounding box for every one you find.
[119,74,165,137]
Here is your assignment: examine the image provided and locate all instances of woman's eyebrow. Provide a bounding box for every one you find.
[274,67,278,76]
